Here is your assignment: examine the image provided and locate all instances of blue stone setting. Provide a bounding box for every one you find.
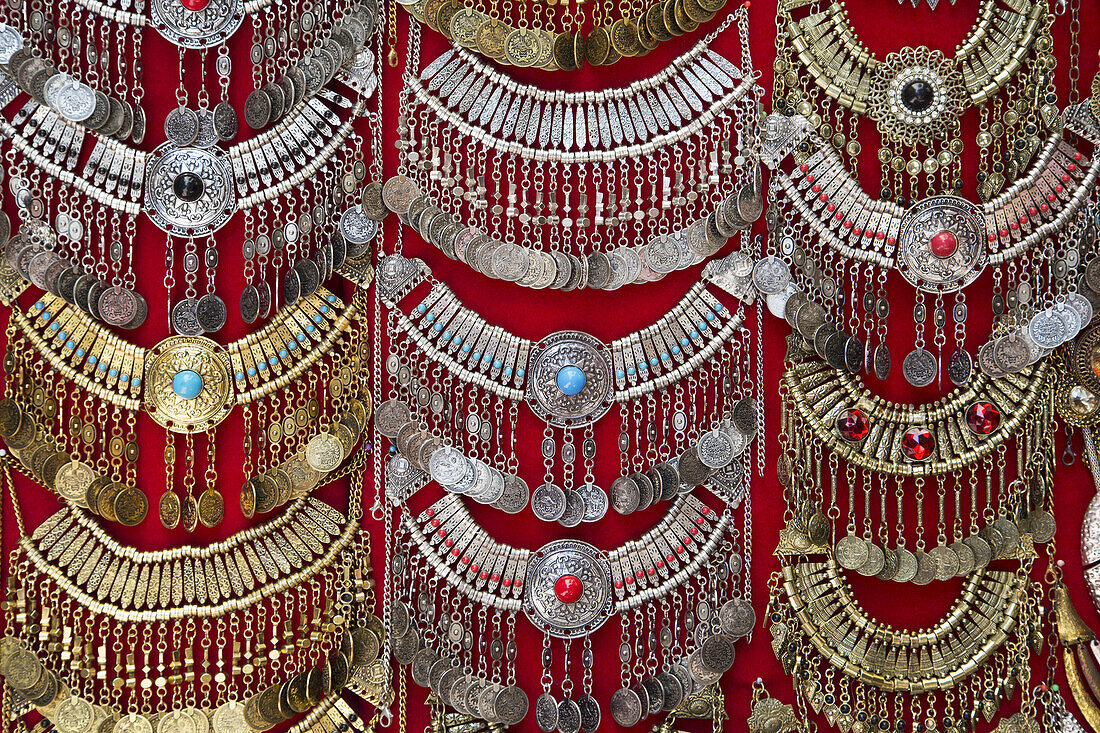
[556,365,586,396]
[172,369,204,400]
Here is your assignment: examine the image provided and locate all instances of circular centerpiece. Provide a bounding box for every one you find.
[145,144,235,236]
[145,336,233,432]
[895,195,987,293]
[150,0,244,48]
[867,46,965,147]
[524,539,613,638]
[526,331,613,428]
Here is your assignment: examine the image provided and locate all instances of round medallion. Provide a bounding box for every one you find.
[145,336,233,432]
[867,46,965,147]
[895,195,987,293]
[526,331,613,428]
[150,0,244,48]
[524,539,613,638]
[145,144,235,236]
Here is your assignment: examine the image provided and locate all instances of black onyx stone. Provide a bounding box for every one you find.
[901,79,935,113]
[173,172,205,202]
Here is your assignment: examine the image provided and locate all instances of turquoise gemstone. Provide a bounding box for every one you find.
[556,365,586,396]
[172,369,204,400]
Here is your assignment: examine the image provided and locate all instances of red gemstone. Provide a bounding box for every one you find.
[554,574,583,604]
[836,408,870,442]
[181,0,209,10]
[966,402,1000,435]
[901,427,935,461]
[929,230,957,258]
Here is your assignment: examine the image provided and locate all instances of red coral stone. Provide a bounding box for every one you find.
[836,408,870,442]
[929,230,957,258]
[901,427,935,461]
[965,402,1000,435]
[554,574,583,604]
[181,0,209,11]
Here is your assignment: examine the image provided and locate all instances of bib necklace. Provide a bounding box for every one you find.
[772,0,1056,203]
[382,8,763,291]
[0,261,373,530]
[756,97,1100,389]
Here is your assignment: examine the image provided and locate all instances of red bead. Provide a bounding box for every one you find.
[430,518,440,527]
[503,578,512,587]
[635,570,644,578]
[615,580,623,589]
[827,204,836,212]
[491,573,499,581]
[1075,152,1083,160]
[461,556,470,564]
[626,576,635,584]
[929,230,957,258]
[181,0,209,11]
[656,560,664,568]
[480,571,489,580]
[471,564,479,572]
[836,408,870,441]
[647,568,656,576]
[812,184,821,193]
[515,580,522,588]
[901,427,935,461]
[800,164,809,172]
[819,193,828,202]
[451,548,460,556]
[807,175,815,183]
[966,402,1000,435]
[700,506,709,514]
[425,509,434,517]
[666,554,674,562]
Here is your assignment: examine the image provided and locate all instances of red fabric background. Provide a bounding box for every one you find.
[5,1,1100,731]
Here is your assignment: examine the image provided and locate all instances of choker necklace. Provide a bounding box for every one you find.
[773,0,1055,201]
[382,9,762,290]
[757,99,1100,389]
[0,277,371,529]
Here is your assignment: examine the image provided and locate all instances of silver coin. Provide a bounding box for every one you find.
[911,550,936,586]
[392,629,420,665]
[164,106,199,146]
[576,483,608,522]
[410,647,438,688]
[751,255,791,294]
[893,547,919,583]
[698,633,735,673]
[557,489,586,528]
[901,348,937,387]
[170,297,204,336]
[950,540,975,577]
[993,335,1032,373]
[577,694,601,732]
[492,474,529,514]
[557,698,581,733]
[212,101,239,141]
[718,598,755,638]
[928,545,960,581]
[610,476,640,514]
[947,349,973,386]
[696,429,734,469]
[495,686,529,727]
[531,482,567,521]
[856,542,885,576]
[1029,309,1067,349]
[428,446,469,486]
[609,688,642,727]
[195,293,227,333]
[876,547,899,581]
[535,692,558,732]
[1027,508,1056,543]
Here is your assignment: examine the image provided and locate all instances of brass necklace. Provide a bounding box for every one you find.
[773,0,1056,202]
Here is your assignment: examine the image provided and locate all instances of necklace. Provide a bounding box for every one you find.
[387,489,747,729]
[0,279,371,529]
[401,0,728,71]
[758,97,1100,388]
[384,9,762,290]
[773,0,1055,202]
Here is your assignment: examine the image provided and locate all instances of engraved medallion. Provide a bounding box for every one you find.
[609,687,642,727]
[531,482,566,521]
[164,106,199,147]
[523,539,613,637]
[534,692,558,732]
[145,144,234,235]
[835,534,868,570]
[901,347,937,387]
[752,255,790,294]
[526,332,613,428]
[151,0,244,48]
[895,195,987,293]
[195,293,228,333]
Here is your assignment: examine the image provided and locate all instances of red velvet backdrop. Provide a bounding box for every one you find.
[4,1,1100,732]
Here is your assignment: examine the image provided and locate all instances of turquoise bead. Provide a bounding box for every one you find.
[172,369,204,400]
[556,365,586,395]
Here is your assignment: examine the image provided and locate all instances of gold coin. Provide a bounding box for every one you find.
[663,0,683,36]
[682,0,714,23]
[673,0,698,34]
[531,29,555,68]
[283,454,322,493]
[420,0,447,31]
[644,5,672,42]
[609,19,637,57]
[28,442,52,481]
[241,695,267,732]
[475,19,509,59]
[696,0,726,14]
[573,31,586,68]
[287,674,311,714]
[585,27,611,65]
[336,423,357,455]
[449,8,486,48]
[25,667,59,706]
[0,397,22,437]
[305,432,344,473]
[272,468,294,505]
[113,486,148,526]
[552,32,576,70]
[239,479,257,519]
[55,459,94,505]
[4,647,41,690]
[85,476,111,516]
[55,696,95,733]
[197,488,224,528]
[8,413,36,449]
[41,451,68,490]
[181,494,198,532]
[159,490,181,529]
[635,16,658,51]
[504,28,541,67]
[435,0,461,39]
[252,474,278,515]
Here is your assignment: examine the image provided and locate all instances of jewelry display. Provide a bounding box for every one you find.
[384,7,762,291]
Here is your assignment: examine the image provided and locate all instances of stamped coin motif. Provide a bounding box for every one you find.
[901,347,937,387]
[145,336,233,432]
[526,331,613,428]
[55,459,94,506]
[340,205,380,245]
[305,432,344,472]
[609,687,642,727]
[55,696,95,733]
[896,195,987,293]
[531,482,567,522]
[524,539,613,638]
[150,0,244,48]
[145,144,234,235]
[114,714,154,733]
